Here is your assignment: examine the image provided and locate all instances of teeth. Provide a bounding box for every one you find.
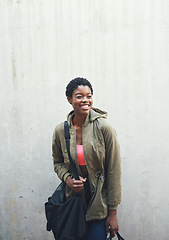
[81,105,89,109]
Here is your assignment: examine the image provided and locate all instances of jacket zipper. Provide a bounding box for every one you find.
[87,171,101,208]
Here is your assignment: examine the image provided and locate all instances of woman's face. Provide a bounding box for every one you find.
[68,85,93,116]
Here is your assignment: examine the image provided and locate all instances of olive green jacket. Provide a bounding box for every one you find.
[52,108,121,221]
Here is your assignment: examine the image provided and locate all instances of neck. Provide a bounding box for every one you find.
[73,114,87,128]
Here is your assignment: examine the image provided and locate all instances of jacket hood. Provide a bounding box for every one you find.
[67,107,107,126]
[89,108,107,121]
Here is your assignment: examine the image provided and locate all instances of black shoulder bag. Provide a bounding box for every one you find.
[45,121,86,240]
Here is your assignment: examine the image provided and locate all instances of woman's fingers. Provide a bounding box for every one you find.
[66,176,86,192]
[72,178,84,192]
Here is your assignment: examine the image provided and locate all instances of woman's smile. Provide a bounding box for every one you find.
[80,104,90,110]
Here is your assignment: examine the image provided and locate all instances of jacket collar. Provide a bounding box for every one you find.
[67,108,107,128]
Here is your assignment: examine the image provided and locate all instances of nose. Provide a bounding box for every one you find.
[81,96,88,102]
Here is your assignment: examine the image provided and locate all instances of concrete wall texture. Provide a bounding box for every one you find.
[0,0,169,239]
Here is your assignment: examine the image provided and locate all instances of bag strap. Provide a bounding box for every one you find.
[64,121,79,180]
[106,232,125,240]
[116,232,125,240]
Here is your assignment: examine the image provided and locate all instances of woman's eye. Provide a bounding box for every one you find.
[76,96,82,99]
[88,95,92,98]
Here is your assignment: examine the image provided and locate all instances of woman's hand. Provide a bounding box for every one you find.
[66,176,86,192]
[106,210,119,238]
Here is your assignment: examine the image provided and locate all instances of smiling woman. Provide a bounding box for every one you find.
[67,85,93,124]
[51,77,122,240]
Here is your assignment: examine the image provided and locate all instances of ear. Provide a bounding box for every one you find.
[67,97,72,104]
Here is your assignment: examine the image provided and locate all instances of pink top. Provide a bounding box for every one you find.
[76,145,86,166]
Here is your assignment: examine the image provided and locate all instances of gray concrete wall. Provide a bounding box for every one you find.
[1,0,169,239]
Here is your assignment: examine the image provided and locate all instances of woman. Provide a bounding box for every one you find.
[52,77,121,239]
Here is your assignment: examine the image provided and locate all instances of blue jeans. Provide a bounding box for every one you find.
[84,218,107,240]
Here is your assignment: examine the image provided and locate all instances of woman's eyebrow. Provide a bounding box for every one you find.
[75,92,91,95]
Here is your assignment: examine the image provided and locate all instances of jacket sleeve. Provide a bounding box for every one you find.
[52,126,71,182]
[101,121,121,210]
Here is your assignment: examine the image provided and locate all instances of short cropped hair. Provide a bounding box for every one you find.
[65,77,93,98]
